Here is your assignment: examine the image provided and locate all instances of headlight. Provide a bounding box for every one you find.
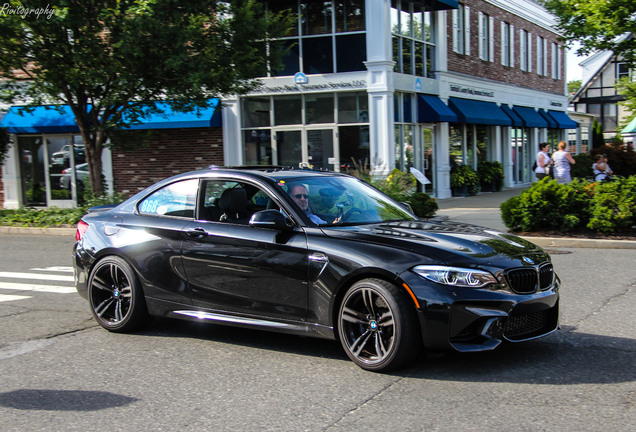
[413,265,497,288]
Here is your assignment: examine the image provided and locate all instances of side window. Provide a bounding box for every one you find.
[138,179,198,218]
[198,179,279,223]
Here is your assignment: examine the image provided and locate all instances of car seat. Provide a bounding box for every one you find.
[219,187,250,223]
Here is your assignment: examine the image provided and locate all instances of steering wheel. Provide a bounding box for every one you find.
[342,207,363,221]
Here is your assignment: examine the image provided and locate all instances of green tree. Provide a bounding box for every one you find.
[591,118,605,149]
[542,0,636,68]
[617,77,636,128]
[0,0,292,195]
[568,79,582,97]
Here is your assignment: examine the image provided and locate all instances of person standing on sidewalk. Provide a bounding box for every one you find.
[552,141,576,184]
[534,142,552,180]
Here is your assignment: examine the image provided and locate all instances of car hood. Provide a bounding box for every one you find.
[321,219,549,268]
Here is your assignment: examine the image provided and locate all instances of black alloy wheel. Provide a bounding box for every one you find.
[338,279,419,371]
[88,256,150,332]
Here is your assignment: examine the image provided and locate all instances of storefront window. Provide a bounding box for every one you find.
[338,92,368,123]
[476,126,488,164]
[265,1,366,76]
[303,36,334,74]
[336,34,366,72]
[301,1,332,35]
[449,125,463,166]
[391,0,435,77]
[274,95,302,125]
[306,94,334,124]
[243,97,271,128]
[244,130,272,165]
[339,125,369,170]
[335,0,365,32]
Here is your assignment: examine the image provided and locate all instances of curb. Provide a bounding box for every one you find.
[0,226,76,236]
[520,236,636,249]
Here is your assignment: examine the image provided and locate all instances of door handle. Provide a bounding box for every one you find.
[186,227,208,239]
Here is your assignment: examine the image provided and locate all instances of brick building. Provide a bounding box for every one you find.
[1,0,576,208]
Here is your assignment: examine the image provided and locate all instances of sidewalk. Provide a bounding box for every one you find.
[436,187,636,249]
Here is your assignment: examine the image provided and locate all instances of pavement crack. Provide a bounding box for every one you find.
[324,376,404,431]
[576,282,634,328]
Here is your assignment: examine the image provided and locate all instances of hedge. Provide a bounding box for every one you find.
[501,176,636,234]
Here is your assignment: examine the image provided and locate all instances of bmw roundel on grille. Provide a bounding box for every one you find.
[523,256,535,265]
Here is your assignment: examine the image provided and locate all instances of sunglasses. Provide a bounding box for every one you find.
[293,194,309,199]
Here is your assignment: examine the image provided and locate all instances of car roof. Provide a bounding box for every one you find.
[201,166,349,181]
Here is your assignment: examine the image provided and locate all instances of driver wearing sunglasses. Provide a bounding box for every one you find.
[289,184,328,225]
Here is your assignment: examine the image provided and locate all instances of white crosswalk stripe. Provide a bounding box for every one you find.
[0,266,75,303]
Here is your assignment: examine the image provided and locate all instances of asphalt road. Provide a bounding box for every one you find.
[0,234,634,432]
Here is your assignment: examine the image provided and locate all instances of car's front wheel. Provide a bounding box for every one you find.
[88,256,150,332]
[338,278,419,371]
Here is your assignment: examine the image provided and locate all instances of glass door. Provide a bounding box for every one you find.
[306,129,334,170]
[421,127,434,194]
[17,136,46,206]
[275,130,302,167]
[275,128,336,170]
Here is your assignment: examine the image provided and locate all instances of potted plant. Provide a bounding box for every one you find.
[451,164,480,196]
[477,161,504,192]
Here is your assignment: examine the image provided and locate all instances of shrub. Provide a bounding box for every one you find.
[587,176,636,233]
[571,153,594,179]
[500,178,590,232]
[406,192,438,218]
[501,176,636,234]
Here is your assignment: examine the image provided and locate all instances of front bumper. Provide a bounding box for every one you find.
[402,272,560,352]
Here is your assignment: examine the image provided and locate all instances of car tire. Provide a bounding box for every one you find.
[338,278,419,371]
[88,256,150,332]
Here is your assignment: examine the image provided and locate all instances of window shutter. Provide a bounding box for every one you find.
[543,38,548,76]
[510,24,515,68]
[478,12,484,60]
[500,22,506,65]
[527,32,532,73]
[464,6,471,56]
[452,9,459,53]
[489,17,495,62]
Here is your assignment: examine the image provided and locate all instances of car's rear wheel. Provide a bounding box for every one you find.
[338,278,419,371]
[88,256,150,332]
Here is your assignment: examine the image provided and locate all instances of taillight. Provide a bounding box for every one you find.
[76,220,89,241]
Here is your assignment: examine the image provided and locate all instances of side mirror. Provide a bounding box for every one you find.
[249,209,292,230]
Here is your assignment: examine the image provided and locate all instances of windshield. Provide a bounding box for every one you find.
[273,175,417,226]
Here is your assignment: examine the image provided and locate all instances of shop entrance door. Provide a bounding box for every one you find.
[275,128,336,170]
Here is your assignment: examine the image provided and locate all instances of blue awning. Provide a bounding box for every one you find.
[548,110,578,129]
[414,0,458,10]
[539,110,558,129]
[122,100,221,130]
[0,105,80,133]
[0,100,221,134]
[448,98,512,126]
[500,104,523,127]
[418,95,457,123]
[512,106,548,128]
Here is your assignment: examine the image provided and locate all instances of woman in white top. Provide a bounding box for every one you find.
[552,140,576,184]
[535,142,551,180]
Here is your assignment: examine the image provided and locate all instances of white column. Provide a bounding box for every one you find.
[222,98,242,166]
[435,122,451,199]
[2,137,21,209]
[365,0,394,176]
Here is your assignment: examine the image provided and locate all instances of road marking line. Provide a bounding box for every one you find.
[30,266,74,273]
[0,294,32,303]
[0,281,76,294]
[0,272,74,282]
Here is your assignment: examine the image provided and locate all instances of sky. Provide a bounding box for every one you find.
[566,42,587,82]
